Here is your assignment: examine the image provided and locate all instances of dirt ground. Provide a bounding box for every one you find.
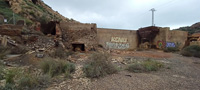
[46,50,200,90]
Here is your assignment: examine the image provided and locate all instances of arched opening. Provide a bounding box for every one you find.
[72,44,85,52]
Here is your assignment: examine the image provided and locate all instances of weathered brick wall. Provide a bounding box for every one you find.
[97,28,138,50]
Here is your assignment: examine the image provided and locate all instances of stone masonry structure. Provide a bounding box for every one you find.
[60,22,98,52]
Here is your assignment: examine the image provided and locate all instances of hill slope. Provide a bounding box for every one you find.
[175,22,200,35]
[0,0,76,26]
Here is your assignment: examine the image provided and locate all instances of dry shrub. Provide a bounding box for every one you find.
[181,45,200,58]
[164,47,179,52]
[40,58,75,77]
[51,47,74,59]
[127,59,164,73]
[17,73,38,89]
[83,52,118,78]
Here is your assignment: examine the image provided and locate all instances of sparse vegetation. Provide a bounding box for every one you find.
[180,45,200,58]
[0,65,4,80]
[127,59,164,73]
[164,47,179,52]
[51,47,74,59]
[5,68,19,84]
[40,58,75,77]
[0,0,30,25]
[0,67,53,90]
[176,26,200,35]
[0,45,10,59]
[83,52,118,78]
[17,73,38,89]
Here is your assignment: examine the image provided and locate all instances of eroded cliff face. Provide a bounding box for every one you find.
[5,0,67,21]
[2,0,78,28]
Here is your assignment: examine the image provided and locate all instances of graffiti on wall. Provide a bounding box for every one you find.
[166,42,176,47]
[106,42,129,49]
[106,37,129,49]
[157,41,166,49]
[111,37,128,43]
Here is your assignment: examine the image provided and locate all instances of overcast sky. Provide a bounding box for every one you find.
[43,0,200,30]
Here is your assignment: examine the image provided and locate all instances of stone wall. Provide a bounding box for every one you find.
[153,27,170,49]
[97,28,138,50]
[153,27,188,49]
[166,30,188,49]
[0,24,23,36]
[60,22,98,51]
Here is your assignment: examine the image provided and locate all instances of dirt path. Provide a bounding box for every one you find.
[47,51,200,90]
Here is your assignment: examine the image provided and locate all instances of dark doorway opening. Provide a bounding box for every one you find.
[51,27,56,35]
[72,44,85,52]
[41,21,58,35]
[32,0,38,4]
[5,1,10,6]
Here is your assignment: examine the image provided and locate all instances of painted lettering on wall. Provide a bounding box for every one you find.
[157,41,165,49]
[106,42,129,49]
[166,42,176,47]
[111,37,128,43]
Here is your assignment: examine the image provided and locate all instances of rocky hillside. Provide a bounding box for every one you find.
[0,0,76,27]
[175,22,200,35]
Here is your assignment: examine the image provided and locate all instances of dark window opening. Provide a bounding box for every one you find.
[72,44,85,51]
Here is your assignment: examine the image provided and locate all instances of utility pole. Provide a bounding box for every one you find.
[150,8,156,26]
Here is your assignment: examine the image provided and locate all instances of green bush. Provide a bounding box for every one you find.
[40,58,75,77]
[2,83,16,90]
[5,69,18,84]
[181,45,200,58]
[83,52,118,78]
[127,59,164,73]
[17,73,38,89]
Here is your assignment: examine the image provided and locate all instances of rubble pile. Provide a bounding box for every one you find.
[25,35,55,50]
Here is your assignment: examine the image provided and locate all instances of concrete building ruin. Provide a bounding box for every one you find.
[189,33,200,46]
[97,26,188,50]
[0,19,189,52]
[60,22,98,52]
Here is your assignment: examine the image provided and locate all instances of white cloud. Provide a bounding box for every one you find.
[43,0,200,30]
